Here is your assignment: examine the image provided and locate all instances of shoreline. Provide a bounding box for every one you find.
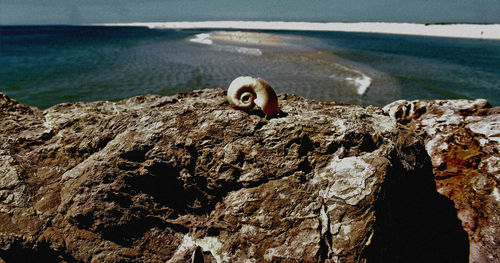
[209,31,286,46]
[187,31,373,96]
[97,21,500,40]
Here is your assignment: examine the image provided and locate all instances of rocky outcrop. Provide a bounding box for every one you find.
[0,89,468,262]
[384,99,499,263]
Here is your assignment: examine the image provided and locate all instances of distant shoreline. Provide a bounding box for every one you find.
[96,21,500,40]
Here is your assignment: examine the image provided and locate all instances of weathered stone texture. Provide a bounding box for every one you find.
[384,99,499,263]
[0,90,468,262]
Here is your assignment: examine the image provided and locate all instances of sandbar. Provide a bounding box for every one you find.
[99,21,500,40]
[210,31,286,46]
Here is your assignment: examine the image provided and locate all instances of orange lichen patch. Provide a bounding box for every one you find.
[435,144,483,179]
[433,129,489,235]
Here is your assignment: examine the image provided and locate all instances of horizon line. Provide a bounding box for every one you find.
[97,21,500,40]
[3,21,499,40]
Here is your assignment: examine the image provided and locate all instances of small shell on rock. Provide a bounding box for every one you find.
[227,76,279,115]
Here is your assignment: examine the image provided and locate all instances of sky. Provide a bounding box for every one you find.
[1,0,500,25]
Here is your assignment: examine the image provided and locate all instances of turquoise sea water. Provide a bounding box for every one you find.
[1,25,499,109]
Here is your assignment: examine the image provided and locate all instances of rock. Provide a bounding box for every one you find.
[384,99,500,263]
[0,90,468,262]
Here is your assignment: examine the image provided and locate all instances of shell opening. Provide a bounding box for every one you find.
[240,91,254,104]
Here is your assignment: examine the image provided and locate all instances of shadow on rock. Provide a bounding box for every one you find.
[365,130,469,262]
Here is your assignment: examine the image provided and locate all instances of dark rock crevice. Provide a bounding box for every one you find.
[0,241,78,263]
[384,99,499,262]
[365,142,470,262]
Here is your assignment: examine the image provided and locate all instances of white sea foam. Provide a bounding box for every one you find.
[330,64,372,96]
[98,21,500,40]
[346,74,372,96]
[189,33,213,45]
[189,32,262,56]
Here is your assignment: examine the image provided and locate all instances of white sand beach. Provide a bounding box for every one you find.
[100,21,500,40]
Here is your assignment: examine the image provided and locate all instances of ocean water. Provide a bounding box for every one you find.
[1,25,499,109]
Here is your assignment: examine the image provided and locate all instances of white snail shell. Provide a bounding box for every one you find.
[227,76,279,115]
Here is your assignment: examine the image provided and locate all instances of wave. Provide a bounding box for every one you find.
[98,21,500,40]
[189,33,213,45]
[328,62,372,96]
[189,32,262,56]
[346,75,372,96]
[329,73,372,96]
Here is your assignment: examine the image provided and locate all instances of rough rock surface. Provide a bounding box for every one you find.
[0,89,468,262]
[384,99,499,263]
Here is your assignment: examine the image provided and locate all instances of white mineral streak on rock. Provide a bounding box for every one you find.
[492,188,500,202]
[478,138,489,147]
[196,236,227,262]
[382,100,406,119]
[42,112,59,131]
[238,170,263,183]
[332,119,348,134]
[480,156,500,179]
[425,133,450,167]
[315,156,375,206]
[465,116,483,122]
[168,234,226,263]
[60,131,127,182]
[240,224,257,235]
[225,190,257,213]
[0,152,19,189]
[438,141,449,152]
[139,115,151,123]
[437,108,463,125]
[369,113,398,134]
[420,115,439,136]
[43,113,65,140]
[466,114,500,144]
[167,235,196,263]
[331,221,342,236]
[341,225,352,240]
[44,109,90,130]
[319,204,329,235]
[446,99,489,109]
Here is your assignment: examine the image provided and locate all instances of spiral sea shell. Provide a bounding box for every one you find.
[227,76,279,115]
